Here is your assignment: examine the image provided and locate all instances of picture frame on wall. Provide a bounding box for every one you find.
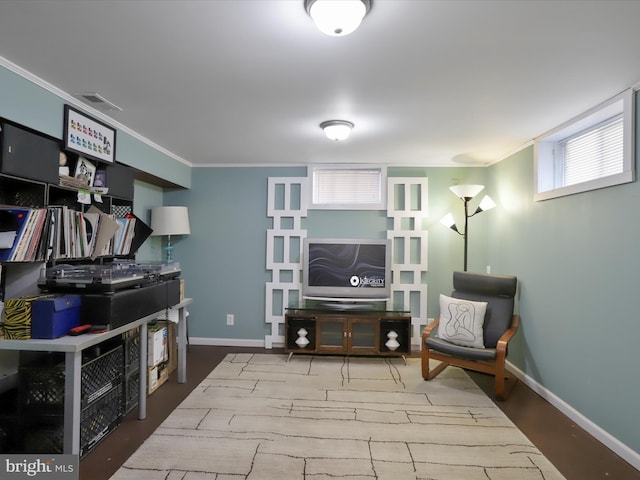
[63,104,116,164]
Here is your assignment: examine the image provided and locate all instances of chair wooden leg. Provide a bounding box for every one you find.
[421,345,431,379]
[421,347,449,380]
[495,367,517,401]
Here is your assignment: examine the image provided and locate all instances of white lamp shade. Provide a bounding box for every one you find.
[150,206,191,236]
[440,213,456,228]
[307,0,369,36]
[449,184,484,200]
[478,195,496,212]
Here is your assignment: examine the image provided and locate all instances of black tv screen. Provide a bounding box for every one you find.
[302,238,391,301]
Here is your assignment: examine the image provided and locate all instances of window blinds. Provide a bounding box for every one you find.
[562,115,623,187]
[312,168,383,205]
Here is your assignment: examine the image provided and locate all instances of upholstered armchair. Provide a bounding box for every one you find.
[421,271,519,400]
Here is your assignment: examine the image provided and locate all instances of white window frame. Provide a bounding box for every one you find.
[534,88,635,201]
[309,165,387,210]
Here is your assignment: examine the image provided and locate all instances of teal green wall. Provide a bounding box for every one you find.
[132,179,164,261]
[487,143,640,456]
[164,167,305,339]
[163,166,496,339]
[0,64,191,188]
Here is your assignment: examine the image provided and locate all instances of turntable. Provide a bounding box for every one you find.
[38,263,146,293]
[38,261,182,294]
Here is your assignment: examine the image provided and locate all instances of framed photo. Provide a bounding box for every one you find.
[63,104,116,163]
[74,156,97,187]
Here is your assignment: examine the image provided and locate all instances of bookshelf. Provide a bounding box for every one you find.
[0,118,140,398]
[0,119,137,265]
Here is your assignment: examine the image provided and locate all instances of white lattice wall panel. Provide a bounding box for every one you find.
[265,177,307,348]
[386,177,429,344]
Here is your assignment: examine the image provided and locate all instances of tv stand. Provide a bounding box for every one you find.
[285,303,411,361]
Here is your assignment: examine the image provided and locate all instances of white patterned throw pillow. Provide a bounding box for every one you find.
[438,294,487,349]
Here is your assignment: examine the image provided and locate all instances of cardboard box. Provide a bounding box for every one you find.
[147,361,169,395]
[31,295,81,339]
[156,320,177,374]
[147,324,168,367]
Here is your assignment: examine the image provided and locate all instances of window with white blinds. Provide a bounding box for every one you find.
[561,115,623,187]
[310,166,386,209]
[534,89,635,201]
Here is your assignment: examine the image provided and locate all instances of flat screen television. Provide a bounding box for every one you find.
[302,238,391,302]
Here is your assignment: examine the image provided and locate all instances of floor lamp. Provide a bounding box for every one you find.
[440,185,495,272]
[150,206,191,263]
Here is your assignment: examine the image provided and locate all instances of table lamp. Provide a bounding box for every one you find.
[150,206,190,263]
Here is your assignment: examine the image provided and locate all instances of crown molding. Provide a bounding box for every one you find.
[0,55,193,168]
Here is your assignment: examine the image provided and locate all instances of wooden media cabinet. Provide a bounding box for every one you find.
[285,303,411,360]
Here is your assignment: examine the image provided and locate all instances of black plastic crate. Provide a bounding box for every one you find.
[123,370,140,414]
[82,345,123,405]
[0,414,21,454]
[19,344,124,414]
[19,359,66,414]
[80,384,122,457]
[22,416,63,454]
[18,384,123,457]
[123,328,140,376]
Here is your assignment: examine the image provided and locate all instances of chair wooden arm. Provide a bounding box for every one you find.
[496,314,520,354]
[422,318,439,340]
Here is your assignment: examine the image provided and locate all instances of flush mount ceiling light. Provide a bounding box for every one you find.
[304,0,372,36]
[320,120,354,141]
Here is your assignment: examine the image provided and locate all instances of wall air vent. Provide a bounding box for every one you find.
[73,92,123,112]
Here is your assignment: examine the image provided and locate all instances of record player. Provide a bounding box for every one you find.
[38,261,183,329]
[38,261,181,294]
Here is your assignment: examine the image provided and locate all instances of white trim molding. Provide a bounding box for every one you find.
[507,361,640,470]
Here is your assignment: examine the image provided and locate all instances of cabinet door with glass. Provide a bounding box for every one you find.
[347,317,379,355]
[316,316,379,355]
[316,316,348,353]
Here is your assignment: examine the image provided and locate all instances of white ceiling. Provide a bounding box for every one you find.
[1,0,640,168]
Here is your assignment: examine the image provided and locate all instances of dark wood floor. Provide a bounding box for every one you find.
[80,346,640,480]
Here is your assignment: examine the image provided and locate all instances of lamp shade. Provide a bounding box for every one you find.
[305,0,371,36]
[440,213,456,228]
[449,184,484,200]
[477,195,496,212]
[150,206,191,236]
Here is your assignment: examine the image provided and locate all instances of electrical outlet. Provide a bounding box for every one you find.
[226,314,234,326]
[486,265,491,274]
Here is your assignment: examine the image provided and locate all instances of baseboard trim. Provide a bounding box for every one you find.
[507,361,640,470]
[190,337,266,348]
